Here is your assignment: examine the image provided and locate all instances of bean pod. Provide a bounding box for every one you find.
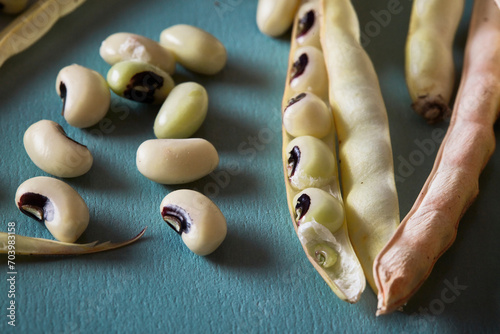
[280,0,365,304]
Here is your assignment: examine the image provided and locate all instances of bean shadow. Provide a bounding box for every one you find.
[63,155,131,193]
[206,225,270,270]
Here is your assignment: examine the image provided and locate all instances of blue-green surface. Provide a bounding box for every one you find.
[1,0,499,333]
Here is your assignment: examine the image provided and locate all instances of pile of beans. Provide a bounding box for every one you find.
[16,24,229,255]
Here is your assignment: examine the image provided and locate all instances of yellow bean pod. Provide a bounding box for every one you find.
[281,0,365,304]
[320,0,400,293]
[0,0,86,68]
[405,0,465,122]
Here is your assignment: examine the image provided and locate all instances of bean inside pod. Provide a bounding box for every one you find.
[283,92,332,138]
[286,136,336,190]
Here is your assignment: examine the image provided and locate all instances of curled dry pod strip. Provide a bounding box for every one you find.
[100,32,176,75]
[0,0,28,14]
[15,176,89,243]
[280,0,365,304]
[136,138,219,184]
[56,64,110,128]
[0,228,147,255]
[289,45,328,99]
[107,60,174,104]
[160,189,227,256]
[159,24,227,75]
[24,120,93,178]
[256,0,300,37]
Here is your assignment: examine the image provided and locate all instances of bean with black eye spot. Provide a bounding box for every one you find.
[296,3,321,48]
[160,189,227,256]
[56,64,110,128]
[289,46,328,98]
[107,60,174,104]
[293,188,344,234]
[286,136,336,190]
[15,176,89,243]
[283,92,332,138]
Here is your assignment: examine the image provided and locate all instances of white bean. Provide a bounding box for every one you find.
[160,189,227,256]
[15,176,89,243]
[24,120,93,178]
[136,138,218,184]
[160,24,227,75]
[56,64,110,128]
[100,32,176,75]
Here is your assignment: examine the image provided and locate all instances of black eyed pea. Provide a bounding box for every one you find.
[160,189,227,256]
[286,136,336,190]
[0,0,28,14]
[159,24,227,75]
[15,176,89,243]
[100,32,176,75]
[289,46,328,99]
[136,138,219,184]
[24,120,93,178]
[154,82,208,139]
[295,3,321,48]
[107,60,174,104]
[56,64,111,128]
[293,188,344,234]
[283,92,332,138]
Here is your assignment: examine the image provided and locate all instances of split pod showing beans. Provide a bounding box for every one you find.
[136,138,219,184]
[154,82,208,139]
[56,64,111,128]
[100,32,176,75]
[159,24,227,75]
[23,120,93,178]
[15,176,89,243]
[107,60,174,104]
[160,189,227,256]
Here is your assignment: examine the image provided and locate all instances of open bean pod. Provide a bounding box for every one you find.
[280,0,365,304]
